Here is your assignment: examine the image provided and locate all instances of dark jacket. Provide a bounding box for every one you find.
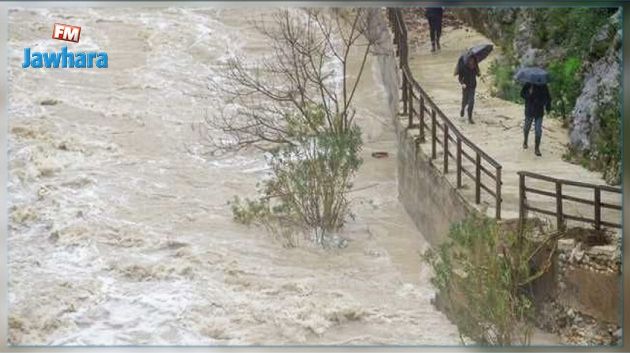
[521,83,551,118]
[457,59,479,89]
[425,7,443,19]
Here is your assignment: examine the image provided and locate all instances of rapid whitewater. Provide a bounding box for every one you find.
[8,7,460,345]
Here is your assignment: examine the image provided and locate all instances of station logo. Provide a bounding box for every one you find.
[22,23,108,69]
[52,23,81,43]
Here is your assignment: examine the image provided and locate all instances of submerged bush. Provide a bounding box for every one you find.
[266,126,363,233]
[231,105,363,246]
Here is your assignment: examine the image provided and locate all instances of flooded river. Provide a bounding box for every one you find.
[7,7,460,345]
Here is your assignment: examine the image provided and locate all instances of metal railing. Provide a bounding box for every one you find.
[387,8,503,219]
[518,171,622,231]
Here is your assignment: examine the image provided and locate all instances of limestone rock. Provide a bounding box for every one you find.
[569,10,621,154]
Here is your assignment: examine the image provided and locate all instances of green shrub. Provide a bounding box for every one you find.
[547,56,582,121]
[265,126,363,235]
[489,59,522,103]
[595,100,621,160]
[540,8,614,57]
[526,8,614,55]
[594,97,621,184]
[423,215,556,345]
[230,105,363,246]
[230,196,271,226]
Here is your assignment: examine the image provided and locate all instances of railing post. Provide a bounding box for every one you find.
[408,84,414,128]
[402,74,408,115]
[443,123,449,174]
[392,18,398,47]
[475,152,481,204]
[431,110,437,160]
[419,96,425,142]
[594,187,601,230]
[519,173,526,225]
[401,32,408,67]
[556,181,564,231]
[456,138,462,188]
[495,166,502,219]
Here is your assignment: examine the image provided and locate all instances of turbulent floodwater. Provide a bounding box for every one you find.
[7,7,460,345]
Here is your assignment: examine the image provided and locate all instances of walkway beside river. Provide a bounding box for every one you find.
[403,18,621,229]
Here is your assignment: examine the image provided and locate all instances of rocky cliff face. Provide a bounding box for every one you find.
[452,8,621,185]
[569,11,621,184]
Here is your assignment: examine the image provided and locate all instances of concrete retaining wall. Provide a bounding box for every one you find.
[374,12,474,246]
[559,266,620,324]
[534,237,621,343]
[395,130,474,245]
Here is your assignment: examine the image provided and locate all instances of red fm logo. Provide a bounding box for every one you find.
[52,23,81,43]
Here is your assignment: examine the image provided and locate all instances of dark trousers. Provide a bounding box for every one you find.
[461,87,475,118]
[427,16,442,45]
[524,115,543,147]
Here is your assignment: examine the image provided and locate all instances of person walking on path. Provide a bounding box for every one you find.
[425,7,443,52]
[520,82,552,157]
[457,55,479,124]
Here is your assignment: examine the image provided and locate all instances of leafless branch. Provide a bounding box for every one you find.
[203,8,383,153]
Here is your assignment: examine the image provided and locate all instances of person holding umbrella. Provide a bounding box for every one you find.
[455,44,493,124]
[425,7,443,52]
[515,67,552,157]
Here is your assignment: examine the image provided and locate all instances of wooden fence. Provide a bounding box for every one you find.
[387,8,503,219]
[518,171,622,231]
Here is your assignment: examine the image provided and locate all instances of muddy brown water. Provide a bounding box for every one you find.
[7,8,464,345]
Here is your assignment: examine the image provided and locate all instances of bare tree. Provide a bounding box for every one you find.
[203,8,382,153]
[205,8,385,241]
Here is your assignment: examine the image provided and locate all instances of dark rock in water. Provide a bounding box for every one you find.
[165,240,189,250]
[49,230,60,243]
[40,99,60,106]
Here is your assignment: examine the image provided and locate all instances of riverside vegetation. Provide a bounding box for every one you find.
[423,214,558,345]
[230,106,363,247]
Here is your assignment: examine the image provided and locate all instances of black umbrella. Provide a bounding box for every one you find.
[514,67,549,85]
[464,44,494,63]
[454,44,494,75]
